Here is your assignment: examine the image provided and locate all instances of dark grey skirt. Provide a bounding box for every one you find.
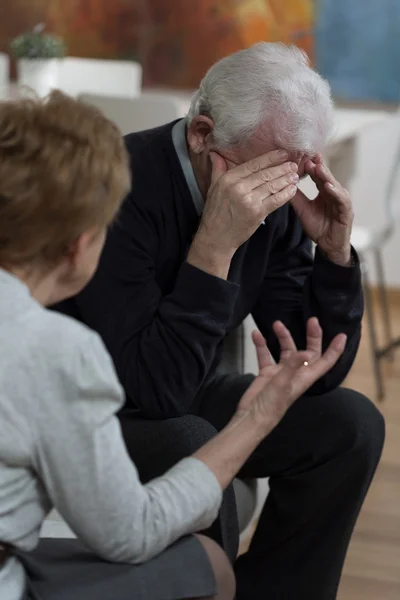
[19,536,216,600]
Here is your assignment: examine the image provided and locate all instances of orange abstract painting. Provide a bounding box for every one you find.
[0,0,315,88]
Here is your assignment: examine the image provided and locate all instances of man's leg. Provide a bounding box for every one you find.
[197,374,385,600]
[119,413,239,563]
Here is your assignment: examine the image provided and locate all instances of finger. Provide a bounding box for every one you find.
[209,152,228,186]
[305,159,317,174]
[306,317,322,359]
[313,153,323,165]
[310,333,347,378]
[246,161,299,190]
[272,320,297,355]
[305,161,325,192]
[261,183,298,214]
[289,187,311,218]
[233,150,289,179]
[250,171,299,203]
[324,181,349,205]
[252,329,274,371]
[315,162,337,186]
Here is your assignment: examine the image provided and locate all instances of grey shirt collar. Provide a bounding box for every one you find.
[172,119,204,216]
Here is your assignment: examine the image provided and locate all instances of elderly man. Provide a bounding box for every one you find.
[57,43,384,599]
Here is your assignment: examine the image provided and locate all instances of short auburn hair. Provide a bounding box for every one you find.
[0,91,131,267]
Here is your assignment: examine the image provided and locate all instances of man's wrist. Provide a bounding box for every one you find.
[187,235,235,280]
[320,245,353,267]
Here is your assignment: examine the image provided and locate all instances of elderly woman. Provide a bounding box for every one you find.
[0,92,346,600]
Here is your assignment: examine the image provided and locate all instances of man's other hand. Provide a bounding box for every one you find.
[291,154,354,266]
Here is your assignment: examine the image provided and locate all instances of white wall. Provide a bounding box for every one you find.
[349,112,400,286]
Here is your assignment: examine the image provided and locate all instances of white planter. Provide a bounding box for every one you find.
[17,58,60,97]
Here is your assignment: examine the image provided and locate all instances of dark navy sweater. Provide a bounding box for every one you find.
[57,121,363,419]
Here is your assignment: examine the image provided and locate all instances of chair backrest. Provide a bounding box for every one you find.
[79,93,186,135]
[0,52,10,87]
[58,57,142,99]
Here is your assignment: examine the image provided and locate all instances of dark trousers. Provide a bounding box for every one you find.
[120,375,385,600]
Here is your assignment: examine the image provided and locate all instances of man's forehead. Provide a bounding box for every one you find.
[222,143,312,166]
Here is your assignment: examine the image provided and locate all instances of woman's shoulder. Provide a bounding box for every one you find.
[31,307,103,356]
[25,307,119,388]
[25,308,125,422]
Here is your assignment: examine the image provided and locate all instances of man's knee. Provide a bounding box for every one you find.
[167,415,219,455]
[318,388,385,468]
[120,414,218,482]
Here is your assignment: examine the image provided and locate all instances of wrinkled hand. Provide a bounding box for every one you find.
[291,155,354,266]
[196,150,299,256]
[239,322,297,404]
[237,318,346,429]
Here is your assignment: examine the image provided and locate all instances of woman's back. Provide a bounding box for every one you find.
[0,268,126,596]
[0,267,223,600]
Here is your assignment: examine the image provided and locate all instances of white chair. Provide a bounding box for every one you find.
[351,136,400,399]
[78,92,187,135]
[58,57,142,99]
[0,52,10,87]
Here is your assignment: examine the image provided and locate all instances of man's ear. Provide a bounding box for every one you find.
[187,115,214,154]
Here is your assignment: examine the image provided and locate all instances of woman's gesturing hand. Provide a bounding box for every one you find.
[194,319,346,493]
[237,318,347,430]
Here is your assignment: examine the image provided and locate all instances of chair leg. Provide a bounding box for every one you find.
[374,247,394,358]
[362,261,385,400]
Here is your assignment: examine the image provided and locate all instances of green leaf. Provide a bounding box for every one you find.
[10,27,67,59]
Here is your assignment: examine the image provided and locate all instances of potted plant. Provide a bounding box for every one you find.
[10,24,66,97]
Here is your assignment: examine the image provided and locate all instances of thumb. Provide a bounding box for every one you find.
[209,151,228,186]
[289,187,309,219]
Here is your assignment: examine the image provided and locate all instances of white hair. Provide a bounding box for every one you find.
[187,42,334,155]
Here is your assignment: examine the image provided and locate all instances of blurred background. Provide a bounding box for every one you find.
[1,0,399,98]
[0,2,399,599]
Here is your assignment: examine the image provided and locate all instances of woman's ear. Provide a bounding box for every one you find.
[65,229,98,267]
[187,115,215,154]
